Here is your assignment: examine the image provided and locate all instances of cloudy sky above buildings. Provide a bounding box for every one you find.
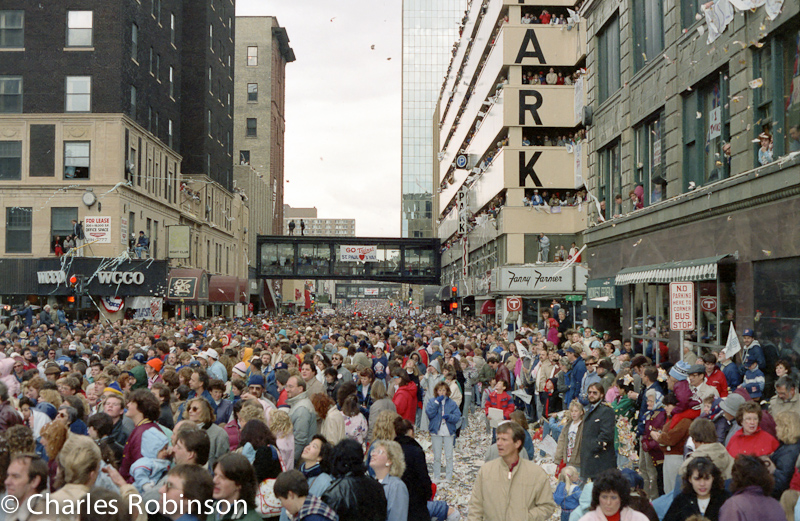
[237,1,403,237]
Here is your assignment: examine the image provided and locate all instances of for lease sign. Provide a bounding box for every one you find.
[670,282,695,331]
[84,216,111,244]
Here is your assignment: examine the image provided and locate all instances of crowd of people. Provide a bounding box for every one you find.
[0,305,793,521]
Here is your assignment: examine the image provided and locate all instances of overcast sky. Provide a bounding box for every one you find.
[236,1,402,237]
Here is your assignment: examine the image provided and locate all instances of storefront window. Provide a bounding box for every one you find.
[753,258,800,353]
[631,284,670,362]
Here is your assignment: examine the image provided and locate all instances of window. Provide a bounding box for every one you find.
[155,54,160,81]
[155,0,161,24]
[239,150,250,165]
[0,76,22,113]
[170,13,175,45]
[149,47,154,74]
[66,11,92,47]
[683,70,729,191]
[754,44,774,165]
[207,110,212,136]
[64,141,90,179]
[633,0,663,72]
[6,207,31,253]
[130,85,136,117]
[634,111,666,206]
[169,66,174,97]
[208,67,212,92]
[597,14,620,104]
[51,207,77,252]
[209,25,213,50]
[246,118,257,137]
[206,154,211,176]
[148,106,152,131]
[598,139,620,220]
[681,0,700,31]
[781,30,800,156]
[0,141,21,180]
[247,83,258,102]
[0,11,23,48]
[131,23,138,61]
[168,119,173,148]
[247,46,257,66]
[65,76,91,112]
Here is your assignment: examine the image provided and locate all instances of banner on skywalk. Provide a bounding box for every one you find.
[339,245,378,262]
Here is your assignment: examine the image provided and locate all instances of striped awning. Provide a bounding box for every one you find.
[614,255,731,286]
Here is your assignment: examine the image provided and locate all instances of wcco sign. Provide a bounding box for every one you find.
[38,270,145,285]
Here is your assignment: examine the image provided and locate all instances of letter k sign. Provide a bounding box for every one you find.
[519,151,543,187]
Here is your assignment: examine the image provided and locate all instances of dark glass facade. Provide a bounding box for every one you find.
[401,0,465,238]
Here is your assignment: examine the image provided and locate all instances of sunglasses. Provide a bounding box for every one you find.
[188,406,201,412]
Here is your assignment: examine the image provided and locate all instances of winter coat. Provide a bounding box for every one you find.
[554,418,583,467]
[392,382,418,424]
[680,442,734,480]
[726,427,779,458]
[467,457,556,521]
[485,390,515,420]
[641,408,667,461]
[579,403,616,480]
[658,411,695,456]
[119,421,161,482]
[287,391,319,463]
[705,366,729,397]
[770,441,800,498]
[321,472,388,521]
[419,372,443,432]
[635,382,664,436]
[718,485,785,521]
[554,482,582,520]
[663,489,730,521]
[202,422,231,470]
[425,395,461,436]
[395,434,432,521]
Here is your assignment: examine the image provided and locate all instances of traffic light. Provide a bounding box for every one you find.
[451,286,458,298]
[69,274,86,295]
[451,302,458,310]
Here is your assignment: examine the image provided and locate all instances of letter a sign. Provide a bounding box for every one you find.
[669,282,695,331]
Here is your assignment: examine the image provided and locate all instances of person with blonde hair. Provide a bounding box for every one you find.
[368,440,408,521]
[769,410,800,499]
[554,400,584,472]
[371,410,399,442]
[270,409,295,470]
[553,465,582,521]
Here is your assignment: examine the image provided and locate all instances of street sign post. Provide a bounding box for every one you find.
[670,281,695,362]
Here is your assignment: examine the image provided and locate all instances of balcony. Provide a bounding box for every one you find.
[496,204,587,235]
[502,24,586,66]
[505,145,585,190]
[503,85,576,127]
[505,0,580,6]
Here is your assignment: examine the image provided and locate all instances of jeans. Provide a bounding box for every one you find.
[135,246,146,258]
[639,444,659,499]
[541,418,563,457]
[540,247,549,262]
[431,434,454,481]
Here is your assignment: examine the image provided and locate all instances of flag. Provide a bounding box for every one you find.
[724,323,741,359]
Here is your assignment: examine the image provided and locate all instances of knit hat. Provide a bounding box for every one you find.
[146,358,163,373]
[104,382,124,397]
[720,393,746,417]
[669,360,691,381]
[232,362,247,378]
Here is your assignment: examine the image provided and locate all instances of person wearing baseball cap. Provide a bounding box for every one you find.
[741,354,765,400]
[205,349,227,382]
[741,328,766,373]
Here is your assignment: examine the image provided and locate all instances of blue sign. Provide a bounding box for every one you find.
[456,154,468,169]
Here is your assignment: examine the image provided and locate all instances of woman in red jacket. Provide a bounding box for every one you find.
[391,369,419,424]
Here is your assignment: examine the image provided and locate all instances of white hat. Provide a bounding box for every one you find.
[206,349,219,360]
[197,351,209,360]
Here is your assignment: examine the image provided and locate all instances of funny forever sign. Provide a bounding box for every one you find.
[339,245,378,262]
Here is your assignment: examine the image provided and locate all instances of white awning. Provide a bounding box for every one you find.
[614,255,731,285]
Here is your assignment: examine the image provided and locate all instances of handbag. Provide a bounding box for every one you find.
[255,445,286,517]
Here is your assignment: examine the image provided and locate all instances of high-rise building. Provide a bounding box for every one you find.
[283,205,356,237]
[180,0,235,191]
[0,0,251,316]
[435,0,589,321]
[401,0,465,238]
[233,16,295,265]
